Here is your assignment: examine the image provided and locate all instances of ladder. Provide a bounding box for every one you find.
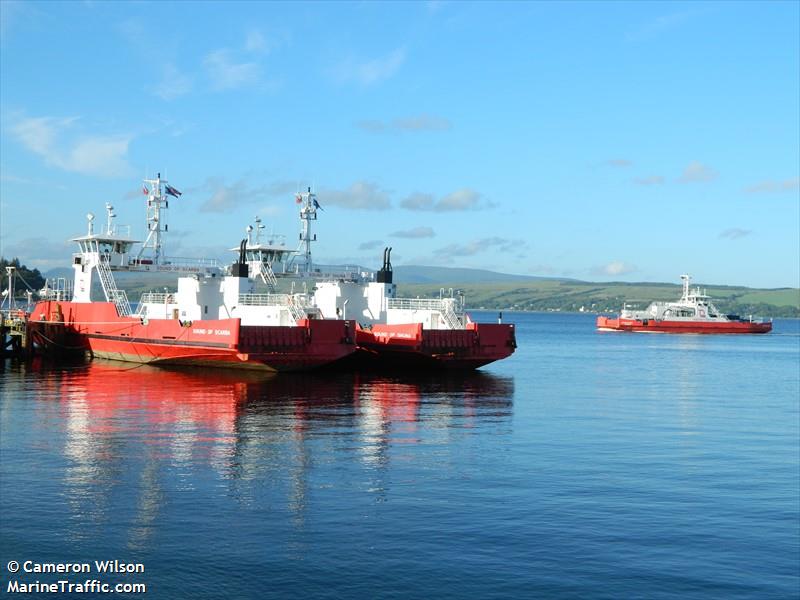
[96,257,132,316]
[258,261,278,291]
[440,299,464,330]
[287,297,306,323]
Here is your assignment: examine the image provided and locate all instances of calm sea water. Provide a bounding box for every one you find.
[1,312,798,599]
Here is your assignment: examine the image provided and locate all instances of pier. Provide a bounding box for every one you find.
[1,310,30,359]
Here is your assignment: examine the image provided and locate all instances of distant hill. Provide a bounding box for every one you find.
[396,280,800,318]
[44,267,73,279]
[391,265,564,284]
[43,264,799,318]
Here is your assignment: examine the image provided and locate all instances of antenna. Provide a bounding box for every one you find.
[105,203,116,235]
[137,172,174,264]
[255,215,265,244]
[296,186,318,275]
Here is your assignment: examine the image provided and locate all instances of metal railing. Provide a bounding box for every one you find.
[39,278,73,301]
[126,256,222,273]
[138,292,175,304]
[239,293,307,322]
[239,293,293,306]
[387,298,452,310]
[97,257,132,316]
[387,297,465,329]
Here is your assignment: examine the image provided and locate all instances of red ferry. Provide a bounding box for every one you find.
[596,275,772,334]
[312,248,516,369]
[28,175,356,371]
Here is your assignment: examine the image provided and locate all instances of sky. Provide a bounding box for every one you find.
[1,0,798,288]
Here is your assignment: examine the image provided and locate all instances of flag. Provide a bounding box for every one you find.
[142,186,149,196]
[165,184,182,198]
[312,198,323,211]
[295,194,302,204]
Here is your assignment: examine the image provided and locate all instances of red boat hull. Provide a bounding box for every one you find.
[596,315,772,334]
[354,322,516,369]
[28,301,357,371]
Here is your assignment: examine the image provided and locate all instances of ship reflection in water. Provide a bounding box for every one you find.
[15,359,513,552]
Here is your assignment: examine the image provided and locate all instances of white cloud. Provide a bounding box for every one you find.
[189,177,276,213]
[592,261,637,276]
[204,49,261,91]
[678,161,718,183]
[400,193,434,211]
[433,237,518,261]
[438,189,482,211]
[626,9,699,43]
[401,188,488,212]
[633,175,665,186]
[10,115,132,177]
[358,239,384,251]
[245,30,267,53]
[319,181,392,210]
[719,228,752,240]
[605,159,632,168]
[391,226,435,239]
[357,113,452,133]
[255,204,284,218]
[744,178,800,194]
[331,48,406,86]
[153,63,192,100]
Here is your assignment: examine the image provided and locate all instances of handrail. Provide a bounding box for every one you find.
[387,297,465,329]
[238,293,306,323]
[97,256,132,316]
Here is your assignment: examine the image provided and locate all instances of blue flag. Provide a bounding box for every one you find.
[165,184,182,198]
[312,198,323,211]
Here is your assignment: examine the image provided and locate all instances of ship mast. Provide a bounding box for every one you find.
[680,274,691,301]
[296,187,319,275]
[137,172,172,265]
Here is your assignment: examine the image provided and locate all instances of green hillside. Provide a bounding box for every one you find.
[68,266,798,319]
[396,280,800,318]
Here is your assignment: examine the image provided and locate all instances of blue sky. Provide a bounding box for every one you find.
[1,0,798,288]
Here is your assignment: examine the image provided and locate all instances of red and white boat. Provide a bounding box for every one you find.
[29,175,356,371]
[596,275,772,334]
[311,249,517,369]
[234,193,516,369]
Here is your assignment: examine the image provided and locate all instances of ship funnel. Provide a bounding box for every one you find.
[376,246,393,284]
[231,239,249,278]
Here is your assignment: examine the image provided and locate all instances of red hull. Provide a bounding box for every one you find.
[354,322,516,369]
[28,301,357,371]
[596,315,772,334]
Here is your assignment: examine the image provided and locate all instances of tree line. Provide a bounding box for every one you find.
[0,258,46,298]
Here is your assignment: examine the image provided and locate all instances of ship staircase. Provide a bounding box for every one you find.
[440,302,464,330]
[258,261,278,292]
[287,297,306,323]
[96,257,132,316]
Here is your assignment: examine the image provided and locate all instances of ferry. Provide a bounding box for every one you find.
[312,249,517,369]
[28,175,357,371]
[230,192,517,369]
[596,275,772,334]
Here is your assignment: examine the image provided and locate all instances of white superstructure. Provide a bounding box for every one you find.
[620,275,735,322]
[311,248,468,330]
[57,178,472,330]
[56,176,316,327]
